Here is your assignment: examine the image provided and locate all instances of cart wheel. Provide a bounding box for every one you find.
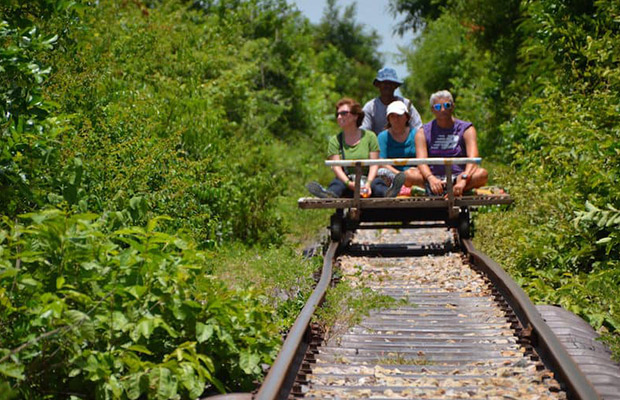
[330,214,344,242]
[458,208,471,240]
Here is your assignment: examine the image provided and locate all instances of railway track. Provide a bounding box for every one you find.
[296,227,564,399]
[218,158,614,399]
[251,225,602,400]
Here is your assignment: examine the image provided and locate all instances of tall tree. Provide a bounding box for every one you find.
[388,0,450,34]
[313,0,383,101]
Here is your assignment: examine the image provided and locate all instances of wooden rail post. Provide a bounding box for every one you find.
[351,162,362,220]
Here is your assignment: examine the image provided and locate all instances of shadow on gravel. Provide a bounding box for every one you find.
[344,240,456,257]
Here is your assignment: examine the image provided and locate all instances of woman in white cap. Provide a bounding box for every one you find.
[377,100,424,195]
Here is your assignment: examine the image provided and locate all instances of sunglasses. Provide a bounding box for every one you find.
[337,110,353,117]
[432,102,453,111]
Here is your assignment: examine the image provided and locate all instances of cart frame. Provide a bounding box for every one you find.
[298,158,512,241]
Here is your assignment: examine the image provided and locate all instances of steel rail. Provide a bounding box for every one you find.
[325,157,481,167]
[253,241,339,400]
[462,239,600,400]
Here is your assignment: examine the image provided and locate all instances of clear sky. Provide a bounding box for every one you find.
[289,0,415,81]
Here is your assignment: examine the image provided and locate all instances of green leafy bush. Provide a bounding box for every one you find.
[0,18,64,214]
[0,210,281,398]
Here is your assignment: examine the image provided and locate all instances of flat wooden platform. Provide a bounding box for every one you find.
[298,194,513,210]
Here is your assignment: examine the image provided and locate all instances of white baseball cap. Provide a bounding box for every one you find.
[386,100,408,116]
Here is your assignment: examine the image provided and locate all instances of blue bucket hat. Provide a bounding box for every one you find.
[373,67,403,85]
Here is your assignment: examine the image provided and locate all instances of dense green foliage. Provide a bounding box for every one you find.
[50,0,328,246]
[0,0,381,397]
[0,4,67,215]
[388,0,448,34]
[394,0,620,356]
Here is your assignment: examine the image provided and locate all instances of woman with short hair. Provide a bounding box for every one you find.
[414,90,488,196]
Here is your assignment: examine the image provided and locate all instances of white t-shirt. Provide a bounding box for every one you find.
[361,96,423,134]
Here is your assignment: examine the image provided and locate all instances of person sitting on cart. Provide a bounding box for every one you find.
[361,67,423,135]
[377,100,424,195]
[414,90,488,196]
[306,98,403,198]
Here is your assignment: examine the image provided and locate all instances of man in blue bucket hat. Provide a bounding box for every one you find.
[361,67,422,135]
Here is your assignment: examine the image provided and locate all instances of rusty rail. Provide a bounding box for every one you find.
[462,239,600,400]
[253,241,338,400]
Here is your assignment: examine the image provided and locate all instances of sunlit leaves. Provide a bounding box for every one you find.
[0,18,66,214]
[0,211,281,397]
[0,363,25,380]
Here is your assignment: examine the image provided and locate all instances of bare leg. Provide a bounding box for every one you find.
[404,167,425,188]
[464,167,488,191]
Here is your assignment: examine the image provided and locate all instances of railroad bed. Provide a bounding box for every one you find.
[296,227,566,399]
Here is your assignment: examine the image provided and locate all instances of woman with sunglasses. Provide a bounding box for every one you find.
[414,90,488,196]
[306,98,397,198]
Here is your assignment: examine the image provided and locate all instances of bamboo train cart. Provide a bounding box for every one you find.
[298,157,513,242]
